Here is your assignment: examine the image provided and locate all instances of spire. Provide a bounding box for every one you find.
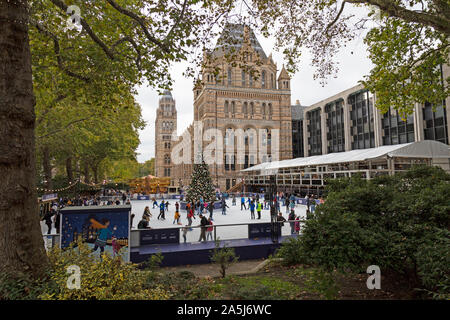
[278,64,290,80]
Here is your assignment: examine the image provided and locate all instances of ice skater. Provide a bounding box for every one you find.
[240,196,246,210]
[158,201,165,220]
[221,198,229,215]
[256,200,262,219]
[249,200,255,219]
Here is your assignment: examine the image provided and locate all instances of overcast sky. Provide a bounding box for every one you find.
[135,25,373,163]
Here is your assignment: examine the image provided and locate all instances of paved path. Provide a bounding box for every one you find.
[160,258,272,278]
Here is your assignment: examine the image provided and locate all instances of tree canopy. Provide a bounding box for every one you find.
[245,0,449,117]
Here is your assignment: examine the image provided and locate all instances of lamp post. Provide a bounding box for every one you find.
[269,175,279,244]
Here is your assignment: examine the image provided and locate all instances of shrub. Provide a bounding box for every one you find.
[210,240,239,278]
[275,237,307,265]
[140,252,164,271]
[276,166,450,298]
[0,272,50,300]
[39,240,169,300]
[415,228,450,299]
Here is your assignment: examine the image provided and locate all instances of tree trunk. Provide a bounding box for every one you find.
[83,160,90,184]
[42,145,53,190]
[0,0,48,279]
[92,165,99,184]
[66,156,73,183]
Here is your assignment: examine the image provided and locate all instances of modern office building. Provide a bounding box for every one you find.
[291,100,307,158]
[242,64,450,195]
[302,72,449,158]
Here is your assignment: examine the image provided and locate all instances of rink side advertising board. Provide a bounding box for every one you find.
[248,222,282,239]
[60,205,131,262]
[42,193,58,202]
[139,228,180,245]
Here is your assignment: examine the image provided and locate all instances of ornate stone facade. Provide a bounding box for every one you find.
[156,24,294,191]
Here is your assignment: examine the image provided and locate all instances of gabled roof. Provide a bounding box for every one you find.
[212,23,267,60]
[242,140,450,173]
[278,65,290,80]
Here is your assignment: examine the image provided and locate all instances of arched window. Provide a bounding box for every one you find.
[271,73,274,88]
[225,127,234,146]
[262,103,266,115]
[261,71,266,88]
[268,103,272,115]
[231,101,235,113]
[244,128,254,146]
[241,70,246,87]
[262,128,271,146]
[164,154,171,165]
[250,102,254,115]
[243,102,248,114]
[224,101,229,113]
[228,67,232,85]
[249,73,253,87]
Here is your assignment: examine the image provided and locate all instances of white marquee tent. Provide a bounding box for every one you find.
[242,140,450,174]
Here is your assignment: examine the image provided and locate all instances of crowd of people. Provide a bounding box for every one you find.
[135,192,325,243]
[41,189,324,243]
[40,189,131,234]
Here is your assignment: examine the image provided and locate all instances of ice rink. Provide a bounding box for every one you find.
[41,198,308,243]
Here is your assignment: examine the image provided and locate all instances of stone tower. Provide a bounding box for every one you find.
[187,23,293,191]
[155,90,177,178]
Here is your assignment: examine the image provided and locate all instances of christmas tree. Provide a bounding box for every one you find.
[186,160,216,203]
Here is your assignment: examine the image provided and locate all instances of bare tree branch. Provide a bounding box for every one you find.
[32,20,91,82]
[37,115,96,140]
[105,0,171,53]
[345,0,450,35]
[326,1,346,37]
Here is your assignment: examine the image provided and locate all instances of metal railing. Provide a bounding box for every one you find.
[131,219,306,247]
[42,220,307,250]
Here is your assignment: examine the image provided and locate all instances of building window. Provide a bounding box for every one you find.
[307,108,322,156]
[261,71,266,88]
[349,90,375,150]
[423,102,448,144]
[249,73,253,87]
[292,119,304,158]
[262,103,266,115]
[268,103,272,115]
[225,128,234,146]
[228,67,232,86]
[224,101,229,113]
[231,101,235,114]
[244,128,254,146]
[164,168,171,177]
[271,73,274,89]
[250,102,254,115]
[382,108,415,145]
[325,99,345,153]
[164,154,171,165]
[242,70,246,87]
[243,102,248,114]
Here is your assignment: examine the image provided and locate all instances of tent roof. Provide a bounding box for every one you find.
[242,140,450,172]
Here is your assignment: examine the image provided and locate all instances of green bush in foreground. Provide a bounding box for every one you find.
[0,240,169,300]
[277,166,450,299]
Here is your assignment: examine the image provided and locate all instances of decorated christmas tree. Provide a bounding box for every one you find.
[186,160,216,203]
